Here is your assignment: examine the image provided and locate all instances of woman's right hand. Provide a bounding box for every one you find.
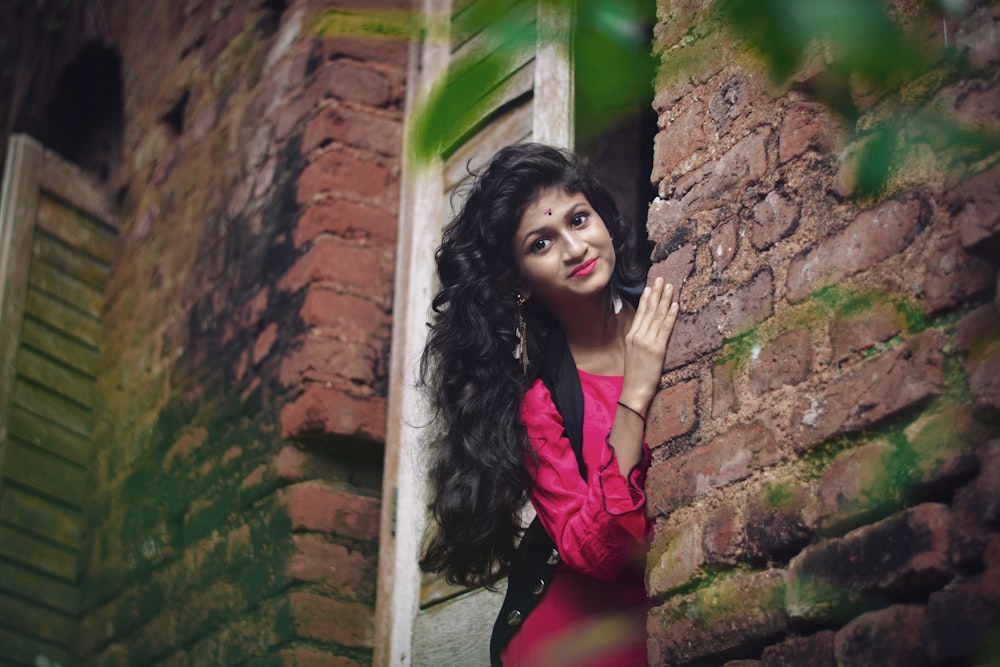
[619,277,678,417]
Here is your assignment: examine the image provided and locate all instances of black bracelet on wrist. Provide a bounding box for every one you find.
[617,400,647,424]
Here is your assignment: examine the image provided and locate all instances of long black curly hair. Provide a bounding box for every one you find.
[419,143,646,587]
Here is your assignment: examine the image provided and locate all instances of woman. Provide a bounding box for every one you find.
[420,143,678,666]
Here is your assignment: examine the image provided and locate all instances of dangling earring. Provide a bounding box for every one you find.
[513,292,529,373]
[612,292,623,315]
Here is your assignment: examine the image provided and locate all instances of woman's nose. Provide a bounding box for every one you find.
[562,233,586,260]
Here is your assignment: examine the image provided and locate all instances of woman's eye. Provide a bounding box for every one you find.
[571,213,588,227]
[530,238,550,253]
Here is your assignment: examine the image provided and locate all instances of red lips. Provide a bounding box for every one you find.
[571,258,597,277]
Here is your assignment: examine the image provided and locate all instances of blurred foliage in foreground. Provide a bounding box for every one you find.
[313,0,999,196]
[313,0,654,163]
[714,0,1000,197]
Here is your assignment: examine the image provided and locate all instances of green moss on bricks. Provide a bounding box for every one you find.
[674,568,784,627]
[714,283,925,374]
[761,480,798,511]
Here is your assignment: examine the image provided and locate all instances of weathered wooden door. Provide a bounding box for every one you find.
[374,1,573,664]
[0,134,118,666]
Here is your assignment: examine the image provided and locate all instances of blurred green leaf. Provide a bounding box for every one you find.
[716,0,927,91]
[409,43,534,163]
[573,0,655,142]
[854,123,897,198]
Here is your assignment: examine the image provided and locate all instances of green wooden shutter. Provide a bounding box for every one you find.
[0,134,118,667]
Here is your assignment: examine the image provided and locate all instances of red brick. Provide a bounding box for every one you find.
[294,198,397,248]
[928,576,1000,662]
[711,218,739,271]
[648,242,695,292]
[983,534,1000,602]
[790,329,945,451]
[745,479,815,566]
[176,581,242,645]
[966,332,1000,411]
[955,303,1000,353]
[299,289,390,337]
[778,101,840,164]
[648,512,705,596]
[834,604,931,666]
[295,150,396,207]
[678,128,771,215]
[949,165,1000,253]
[646,197,687,244]
[786,503,952,625]
[707,74,762,131]
[748,329,813,397]
[226,524,251,564]
[279,384,386,442]
[922,231,996,314]
[665,270,774,369]
[751,191,800,250]
[131,609,179,664]
[816,439,899,536]
[288,591,373,648]
[277,236,394,306]
[163,427,208,471]
[950,441,1000,567]
[712,357,738,417]
[786,196,923,302]
[287,534,375,600]
[278,336,382,390]
[273,445,309,482]
[305,60,399,108]
[279,480,381,542]
[648,421,781,514]
[93,643,129,667]
[761,630,836,667]
[651,99,707,181]
[252,322,279,365]
[648,570,788,666]
[646,379,698,447]
[160,650,190,667]
[974,439,1000,524]
[829,299,905,362]
[302,103,402,157]
[202,5,249,62]
[703,503,743,565]
[953,79,1000,133]
[901,405,981,496]
[275,647,365,667]
[320,32,410,65]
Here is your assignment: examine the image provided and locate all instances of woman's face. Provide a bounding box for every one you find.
[511,187,615,310]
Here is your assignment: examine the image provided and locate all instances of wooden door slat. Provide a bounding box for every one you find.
[23,286,101,348]
[0,559,80,613]
[7,406,91,467]
[33,232,110,290]
[27,258,104,319]
[3,439,86,507]
[12,379,91,437]
[0,591,77,644]
[0,485,83,548]
[0,626,73,667]
[15,346,95,409]
[19,317,98,376]
[0,524,77,580]
[34,195,115,263]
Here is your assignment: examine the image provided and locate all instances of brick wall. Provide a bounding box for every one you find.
[75,1,406,665]
[644,1,1000,665]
